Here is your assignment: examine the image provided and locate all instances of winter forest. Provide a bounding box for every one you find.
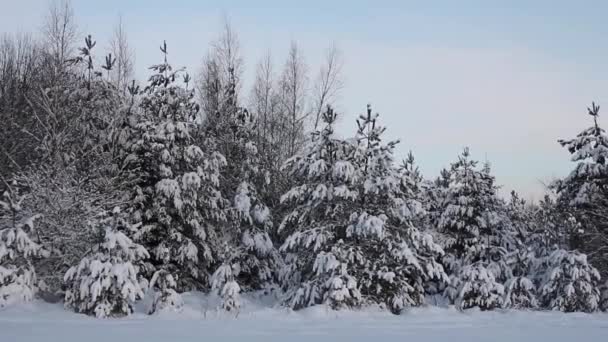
[1,1,608,323]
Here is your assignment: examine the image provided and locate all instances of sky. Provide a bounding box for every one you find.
[2,0,608,200]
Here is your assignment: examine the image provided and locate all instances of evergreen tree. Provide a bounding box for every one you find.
[147,269,183,314]
[448,262,505,311]
[600,281,608,311]
[278,107,362,310]
[350,106,447,313]
[127,42,228,300]
[64,208,149,318]
[503,249,538,309]
[438,148,502,271]
[228,117,280,294]
[438,148,508,310]
[215,89,279,295]
[502,192,538,309]
[538,249,601,313]
[279,106,446,313]
[398,151,425,228]
[0,183,48,307]
[198,58,280,306]
[210,263,241,312]
[554,102,608,277]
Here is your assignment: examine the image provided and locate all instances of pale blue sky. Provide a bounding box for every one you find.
[3,0,608,200]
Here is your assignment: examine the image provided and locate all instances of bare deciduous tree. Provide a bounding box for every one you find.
[250,52,280,157]
[0,33,43,177]
[213,17,243,101]
[196,17,243,123]
[42,0,78,75]
[278,41,309,157]
[109,16,135,94]
[312,44,344,130]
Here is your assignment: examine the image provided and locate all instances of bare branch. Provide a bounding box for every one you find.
[312,43,344,129]
[109,15,135,94]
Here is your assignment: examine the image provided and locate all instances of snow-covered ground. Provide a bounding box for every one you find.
[1,292,607,342]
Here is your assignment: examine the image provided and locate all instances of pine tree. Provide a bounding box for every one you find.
[229,126,280,294]
[148,269,183,314]
[350,106,447,313]
[198,59,279,305]
[448,262,505,310]
[127,42,228,300]
[503,249,538,309]
[214,78,279,294]
[501,192,538,309]
[600,281,608,311]
[538,249,601,313]
[438,148,508,310]
[398,151,425,228]
[64,208,149,318]
[0,183,48,307]
[278,107,362,310]
[210,264,241,312]
[438,148,502,270]
[554,102,608,277]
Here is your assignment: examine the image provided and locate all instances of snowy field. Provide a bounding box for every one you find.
[1,293,607,342]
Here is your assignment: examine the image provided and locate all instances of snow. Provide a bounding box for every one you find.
[1,293,607,342]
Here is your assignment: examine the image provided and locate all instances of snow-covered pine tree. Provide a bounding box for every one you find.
[64,207,149,318]
[278,107,362,310]
[504,191,532,246]
[148,269,183,314]
[449,262,505,310]
[227,112,280,294]
[421,168,452,297]
[349,106,447,313]
[398,151,425,228]
[527,195,565,256]
[554,102,608,277]
[503,249,538,309]
[502,192,538,309]
[210,263,241,312]
[438,148,508,310]
[538,249,601,313]
[206,67,279,296]
[127,42,228,303]
[425,168,452,228]
[438,148,502,270]
[600,281,608,311]
[0,182,48,307]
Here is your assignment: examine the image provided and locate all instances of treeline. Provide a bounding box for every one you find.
[1,1,607,318]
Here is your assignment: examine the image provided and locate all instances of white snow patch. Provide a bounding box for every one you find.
[0,292,607,341]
